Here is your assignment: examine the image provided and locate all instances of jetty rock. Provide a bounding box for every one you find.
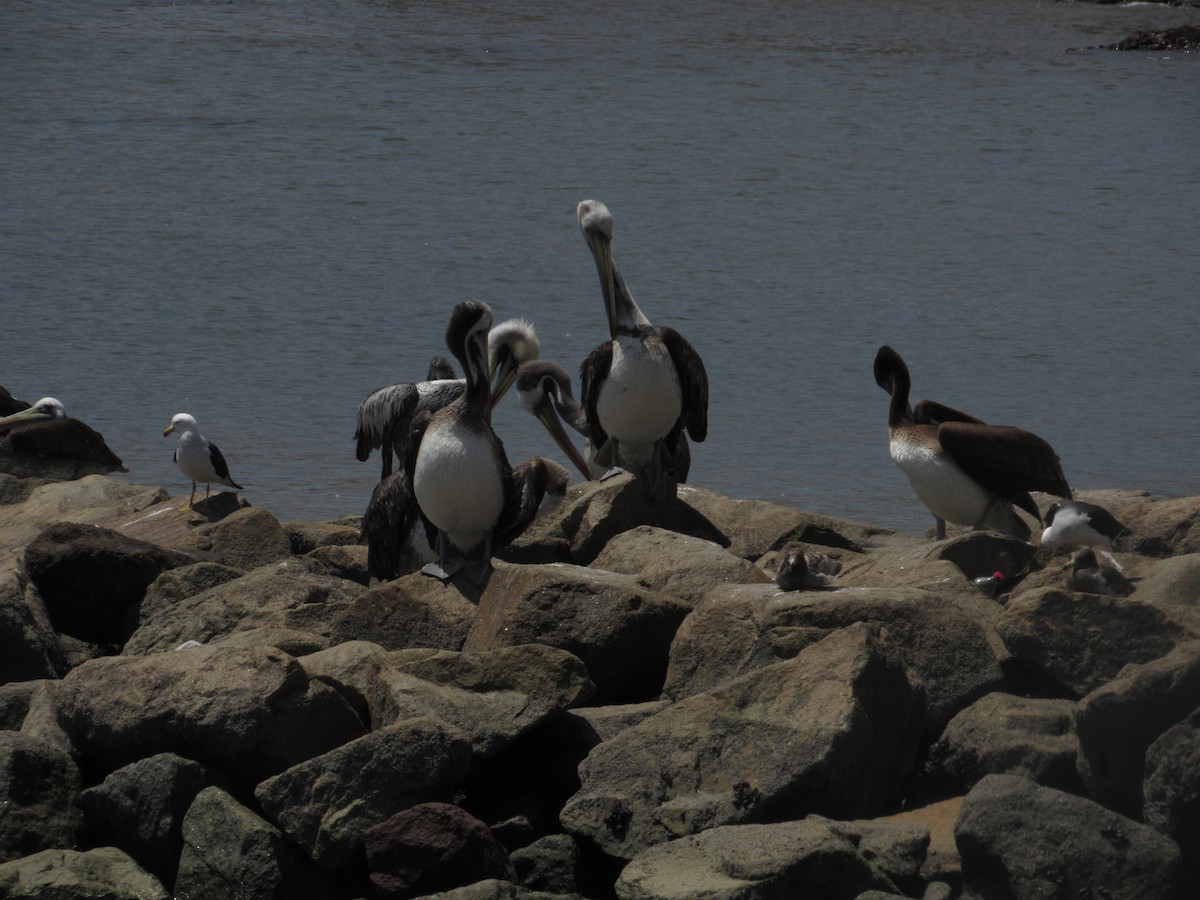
[1,471,1199,899]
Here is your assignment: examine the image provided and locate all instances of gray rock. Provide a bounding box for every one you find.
[464,563,691,705]
[917,692,1083,799]
[53,643,367,787]
[1074,640,1200,818]
[0,679,39,730]
[663,584,1003,736]
[254,717,474,873]
[509,833,581,894]
[1121,496,1200,558]
[1144,706,1200,891]
[1131,553,1200,607]
[285,519,360,555]
[996,586,1200,696]
[614,818,900,899]
[591,525,773,606]
[122,557,365,654]
[560,624,923,860]
[79,751,227,886]
[0,731,83,863]
[328,571,480,651]
[0,846,169,900]
[195,506,294,570]
[22,521,198,644]
[176,786,345,900]
[570,701,671,742]
[954,774,1182,900]
[0,570,64,681]
[305,542,371,585]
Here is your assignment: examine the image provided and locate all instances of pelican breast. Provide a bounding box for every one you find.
[596,334,682,450]
[413,415,506,551]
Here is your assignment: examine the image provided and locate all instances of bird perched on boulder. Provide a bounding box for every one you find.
[1041,500,1130,551]
[0,396,126,480]
[163,413,242,510]
[774,546,841,591]
[1066,548,1133,597]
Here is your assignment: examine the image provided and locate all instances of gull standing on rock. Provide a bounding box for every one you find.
[163,413,243,510]
[577,199,708,500]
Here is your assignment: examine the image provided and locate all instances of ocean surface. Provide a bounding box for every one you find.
[3,0,1198,535]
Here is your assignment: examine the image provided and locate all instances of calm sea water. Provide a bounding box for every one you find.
[3,0,1198,535]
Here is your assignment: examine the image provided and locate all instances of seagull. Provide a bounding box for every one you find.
[0,397,127,480]
[1042,500,1130,551]
[1066,548,1133,597]
[162,413,243,510]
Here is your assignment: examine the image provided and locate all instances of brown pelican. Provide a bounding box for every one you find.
[1066,548,1133,597]
[1041,500,1129,551]
[0,397,127,480]
[394,301,555,583]
[577,199,707,500]
[774,546,841,591]
[873,345,1072,540]
[515,360,602,481]
[162,413,243,510]
[354,320,540,480]
[0,385,30,417]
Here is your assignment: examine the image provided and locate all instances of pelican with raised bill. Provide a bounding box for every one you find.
[873,345,1072,541]
[354,320,540,480]
[377,301,557,584]
[163,413,243,510]
[0,396,127,480]
[577,199,707,500]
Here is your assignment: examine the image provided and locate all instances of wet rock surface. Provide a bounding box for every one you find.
[0,474,1197,898]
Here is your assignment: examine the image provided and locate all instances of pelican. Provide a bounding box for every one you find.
[774,546,841,591]
[400,301,554,583]
[873,345,1072,541]
[0,385,30,417]
[354,320,540,480]
[1042,500,1129,551]
[515,360,601,480]
[0,397,127,480]
[577,199,707,500]
[162,413,243,510]
[1066,548,1133,597]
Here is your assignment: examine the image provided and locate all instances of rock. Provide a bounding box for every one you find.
[915,692,1083,801]
[875,797,963,888]
[285,519,361,555]
[995,586,1200,696]
[53,643,367,787]
[328,571,480,651]
[254,717,474,873]
[0,847,169,900]
[464,563,692,705]
[175,786,347,900]
[21,521,198,644]
[305,542,371,585]
[1107,25,1200,52]
[663,583,1004,736]
[560,624,924,860]
[930,531,1037,586]
[509,833,581,894]
[614,818,901,899]
[1074,641,1200,818]
[364,802,515,899]
[503,473,729,566]
[1144,707,1200,892]
[0,569,63,681]
[79,752,227,886]
[1131,553,1200,607]
[591,525,773,606]
[210,624,331,657]
[195,506,294,570]
[955,774,1182,900]
[1120,496,1200,558]
[571,700,670,742]
[0,731,83,863]
[0,679,39,730]
[123,557,365,654]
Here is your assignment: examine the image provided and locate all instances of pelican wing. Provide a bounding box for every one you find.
[8,419,126,471]
[938,421,1072,520]
[579,341,613,451]
[0,386,30,417]
[355,383,420,462]
[913,400,984,426]
[659,326,708,443]
[361,471,418,581]
[493,456,549,552]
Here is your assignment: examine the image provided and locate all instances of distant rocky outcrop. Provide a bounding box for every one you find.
[1,472,1198,899]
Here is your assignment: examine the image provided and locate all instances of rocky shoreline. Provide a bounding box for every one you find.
[1,472,1198,899]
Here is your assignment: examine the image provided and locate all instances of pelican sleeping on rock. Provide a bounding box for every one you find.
[354,319,540,480]
[163,413,243,510]
[0,397,127,480]
[577,199,707,500]
[873,345,1072,541]
[369,301,556,584]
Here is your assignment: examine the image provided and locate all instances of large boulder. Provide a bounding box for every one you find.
[560,624,924,860]
[464,563,692,705]
[327,571,481,651]
[1074,641,1200,818]
[254,717,474,873]
[0,731,83,863]
[1144,707,1200,893]
[0,570,63,681]
[1120,496,1200,559]
[194,506,294,570]
[955,774,1182,900]
[53,643,367,787]
[21,521,198,644]
[175,786,347,900]
[663,583,1004,736]
[0,847,169,900]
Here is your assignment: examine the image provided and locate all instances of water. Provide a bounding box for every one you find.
[3,0,1198,535]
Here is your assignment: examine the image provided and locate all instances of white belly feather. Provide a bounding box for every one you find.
[889,437,991,527]
[414,419,505,553]
[597,336,681,468]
